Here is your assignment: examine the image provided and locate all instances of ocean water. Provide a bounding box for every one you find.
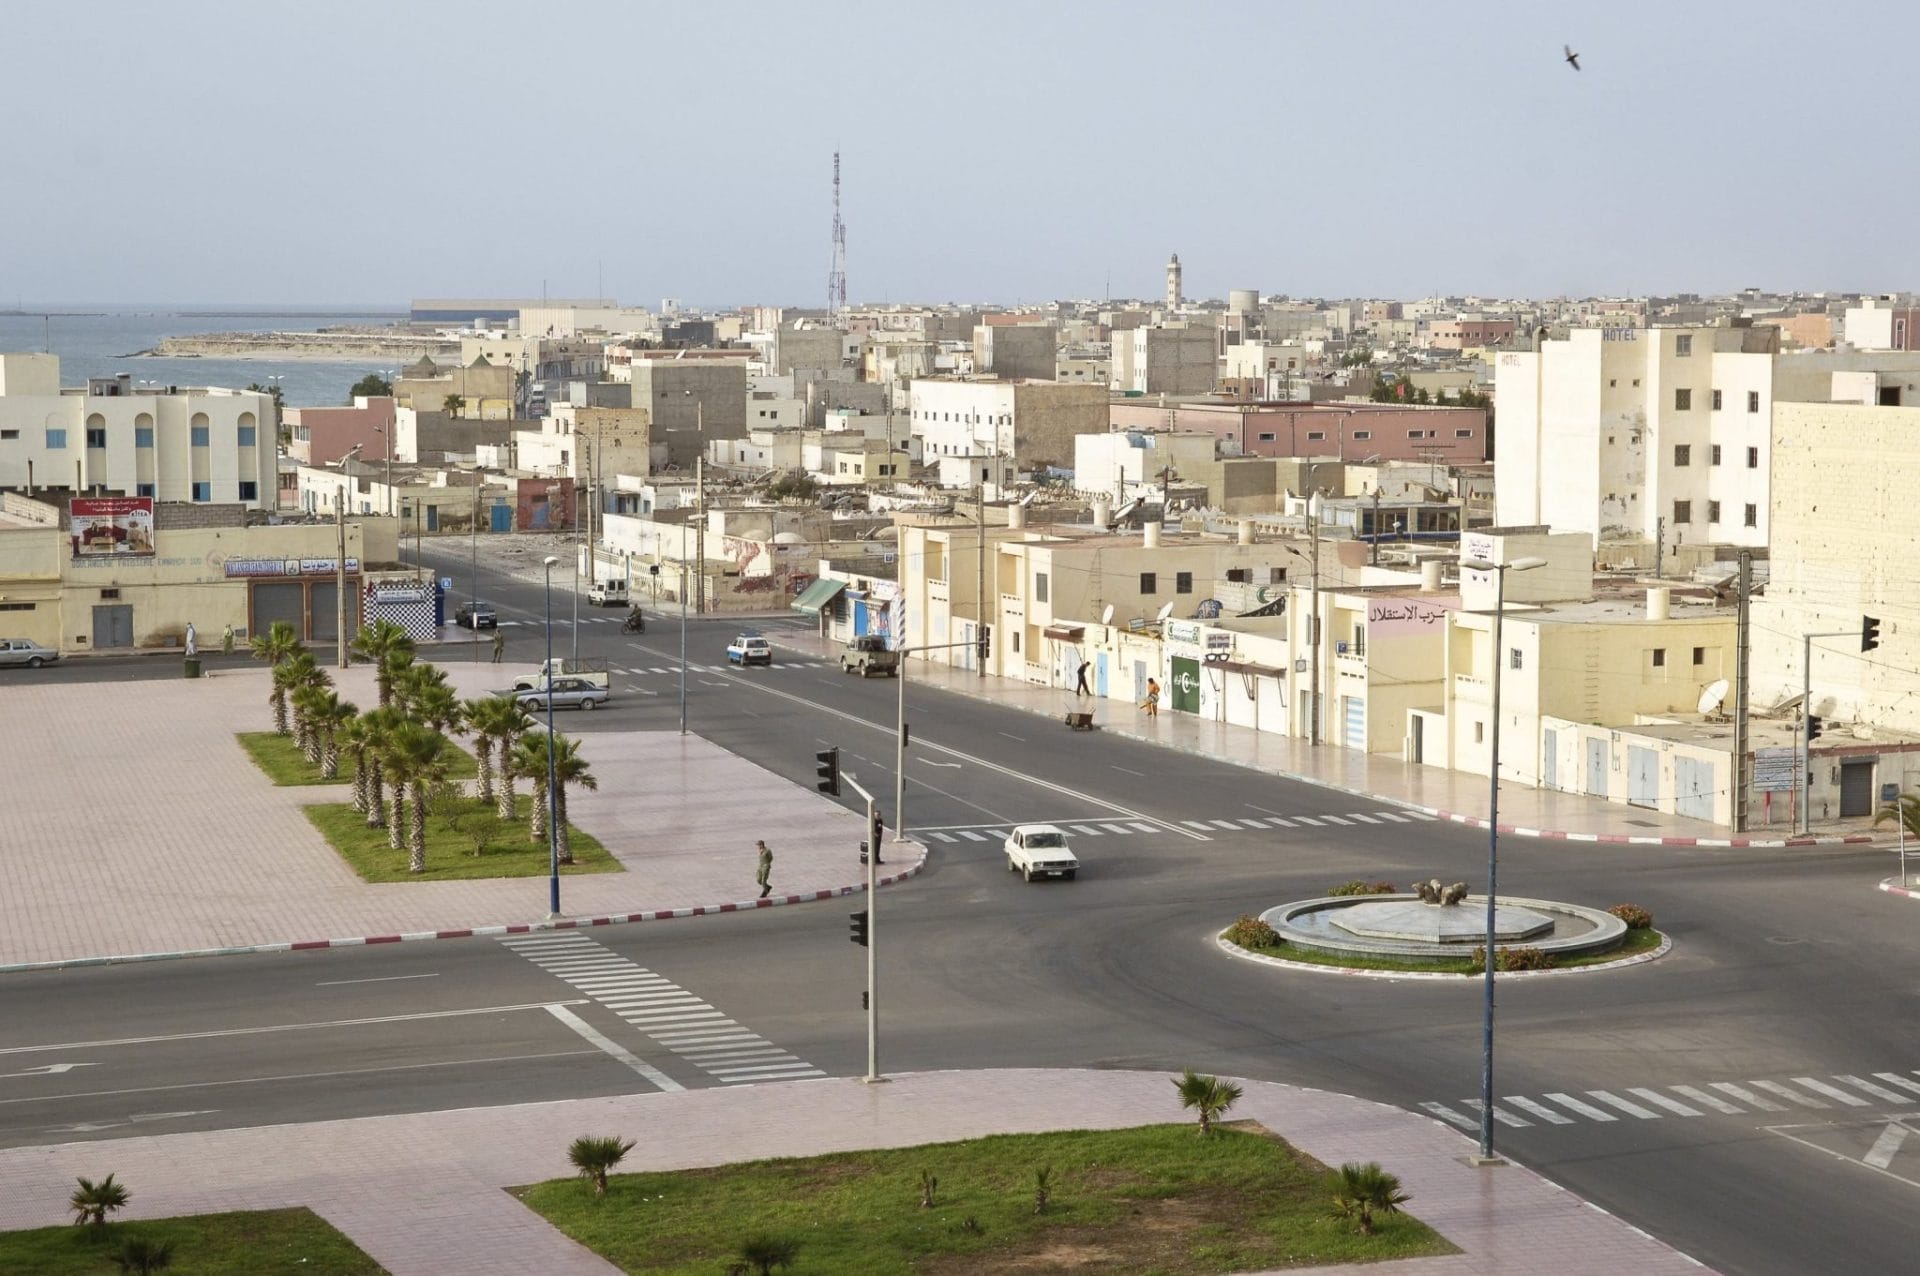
[0,306,410,408]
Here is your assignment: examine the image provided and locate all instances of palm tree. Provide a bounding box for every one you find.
[547,733,597,866]
[736,1236,799,1275]
[249,620,304,733]
[568,1134,635,1197]
[1172,1068,1243,1136]
[381,720,449,873]
[277,652,328,757]
[290,683,328,765]
[409,681,466,738]
[443,392,466,418]
[1875,792,1920,840]
[353,707,399,828]
[509,734,552,843]
[69,1172,130,1227]
[466,697,530,807]
[110,1236,174,1274]
[350,620,415,707]
[1328,1161,1411,1235]
[311,693,357,780]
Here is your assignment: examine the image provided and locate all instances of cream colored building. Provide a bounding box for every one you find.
[0,355,276,508]
[515,405,652,483]
[393,355,514,420]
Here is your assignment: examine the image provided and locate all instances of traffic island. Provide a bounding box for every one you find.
[515,1123,1454,1273]
[0,1206,383,1275]
[236,731,477,787]
[304,795,620,883]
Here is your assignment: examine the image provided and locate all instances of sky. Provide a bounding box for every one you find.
[3,1,1913,308]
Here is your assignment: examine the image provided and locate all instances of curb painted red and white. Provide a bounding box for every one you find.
[1878,877,1920,900]
[0,848,928,976]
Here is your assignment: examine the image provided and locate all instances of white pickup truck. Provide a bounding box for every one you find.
[1005,824,1080,882]
[512,657,611,693]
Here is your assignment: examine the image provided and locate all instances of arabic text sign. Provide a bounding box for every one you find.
[1753,746,1799,793]
[1366,597,1456,636]
[71,497,154,557]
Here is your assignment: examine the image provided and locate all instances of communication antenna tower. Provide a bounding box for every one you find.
[828,151,848,318]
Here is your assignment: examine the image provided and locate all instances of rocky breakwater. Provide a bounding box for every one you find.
[141,328,461,361]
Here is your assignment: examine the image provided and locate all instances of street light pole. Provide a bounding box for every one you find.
[1459,553,1545,1164]
[1306,462,1321,745]
[335,444,362,670]
[679,527,689,736]
[543,555,562,919]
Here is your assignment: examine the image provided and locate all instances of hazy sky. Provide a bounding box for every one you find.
[4,1,1911,308]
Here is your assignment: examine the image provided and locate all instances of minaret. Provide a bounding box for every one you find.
[1165,253,1183,310]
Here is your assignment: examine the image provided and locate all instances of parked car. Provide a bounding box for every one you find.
[727,634,773,666]
[510,676,608,712]
[0,638,58,669]
[1005,824,1079,881]
[839,633,900,677]
[455,601,498,629]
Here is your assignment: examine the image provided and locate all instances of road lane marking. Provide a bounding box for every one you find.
[1710,1082,1787,1111]
[1292,816,1323,826]
[1127,822,1156,832]
[1836,1075,1912,1104]
[1792,1077,1871,1107]
[1627,1088,1702,1117]
[1670,1085,1746,1114]
[1111,765,1146,776]
[1542,1092,1618,1121]
[1460,1099,1530,1127]
[0,1063,98,1079]
[544,1005,682,1090]
[1345,813,1381,823]
[314,973,440,986]
[0,1001,591,1056]
[1875,1073,1920,1098]
[1071,826,1102,835]
[1503,1096,1574,1124]
[1587,1090,1660,1119]
[1750,1080,1829,1108]
[1319,815,1352,826]
[958,831,987,841]
[1865,1121,1913,1169]
[1419,1101,1476,1130]
[1099,823,1132,834]
[1208,820,1241,831]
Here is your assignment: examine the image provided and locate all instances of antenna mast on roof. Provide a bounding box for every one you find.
[827,151,848,320]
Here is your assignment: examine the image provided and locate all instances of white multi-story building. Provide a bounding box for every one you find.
[908,378,1105,488]
[1494,325,1776,550]
[0,355,276,507]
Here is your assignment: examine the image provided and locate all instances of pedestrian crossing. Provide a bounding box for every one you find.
[1420,1068,1920,1132]
[918,809,1434,844]
[502,933,824,1086]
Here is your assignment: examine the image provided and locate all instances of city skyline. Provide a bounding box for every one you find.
[4,2,1915,306]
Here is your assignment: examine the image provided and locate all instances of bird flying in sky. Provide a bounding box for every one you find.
[1564,44,1581,71]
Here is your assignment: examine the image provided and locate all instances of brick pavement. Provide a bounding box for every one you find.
[0,1069,1709,1275]
[0,663,911,968]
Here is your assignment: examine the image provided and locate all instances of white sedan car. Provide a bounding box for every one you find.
[1005,823,1080,882]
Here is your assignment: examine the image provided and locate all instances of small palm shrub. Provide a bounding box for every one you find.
[111,1236,175,1273]
[1224,915,1281,949]
[568,1135,635,1197]
[1173,1067,1244,1135]
[1328,1161,1411,1235]
[1327,880,1398,896]
[737,1234,800,1274]
[1033,1165,1053,1214]
[919,1169,938,1208]
[1608,903,1653,929]
[69,1173,130,1228]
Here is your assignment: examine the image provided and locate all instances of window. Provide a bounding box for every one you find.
[1674,388,1692,410]
[1710,444,1722,465]
[1652,648,1667,667]
[85,427,106,447]
[238,425,257,447]
[1748,390,1761,413]
[1674,444,1691,466]
[136,483,154,497]
[0,601,36,611]
[1139,572,1156,593]
[1711,389,1723,410]
[1509,647,1523,670]
[1708,500,1721,523]
[1352,430,1371,440]
[191,481,211,502]
[1474,721,1484,744]
[1175,571,1193,594]
[1269,566,1288,583]
[45,428,67,449]
[1034,571,1049,603]
[1306,430,1326,441]
[100,588,120,600]
[1226,567,1249,583]
[1675,334,1693,356]
[135,427,154,448]
[1744,503,1757,527]
[238,481,259,501]
[1747,446,1760,468]
[1257,431,1275,441]
[1456,428,1474,438]
[1692,647,1706,666]
[0,428,15,439]
[1673,500,1692,524]
[190,425,210,446]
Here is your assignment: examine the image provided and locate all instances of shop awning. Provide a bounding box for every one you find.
[1220,659,1284,678]
[1042,623,1085,641]
[791,578,848,616]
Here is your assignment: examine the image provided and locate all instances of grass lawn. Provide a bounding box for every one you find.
[515,1123,1454,1275]
[1229,926,1665,974]
[306,792,621,883]
[238,731,477,786]
[0,1207,385,1275]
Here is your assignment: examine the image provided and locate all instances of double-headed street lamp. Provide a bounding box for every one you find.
[1457,552,1546,1164]
[542,554,563,919]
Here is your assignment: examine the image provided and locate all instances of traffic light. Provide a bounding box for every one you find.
[869,807,885,865]
[977,629,991,663]
[1807,714,1825,742]
[814,747,840,796]
[1863,615,1882,653]
[849,909,869,947]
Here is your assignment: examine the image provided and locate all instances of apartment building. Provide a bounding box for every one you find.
[1111,326,1215,394]
[0,355,276,508]
[974,323,1056,381]
[908,378,1105,480]
[1107,401,1487,464]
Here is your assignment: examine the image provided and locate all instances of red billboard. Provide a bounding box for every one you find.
[70,497,155,557]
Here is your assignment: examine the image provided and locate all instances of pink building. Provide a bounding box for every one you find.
[1107,401,1487,463]
[286,396,396,467]
[1426,319,1514,350]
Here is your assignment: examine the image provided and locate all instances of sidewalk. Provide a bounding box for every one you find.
[774,634,1879,851]
[0,663,919,971]
[0,1068,1708,1275]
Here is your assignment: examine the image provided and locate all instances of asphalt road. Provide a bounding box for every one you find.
[5,542,1919,1274]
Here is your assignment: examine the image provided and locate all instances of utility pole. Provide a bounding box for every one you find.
[695,400,706,614]
[975,474,987,677]
[1732,551,1751,833]
[1307,464,1322,746]
[1799,629,1854,835]
[1370,487,1382,567]
[1654,516,1665,581]
[841,770,882,1084]
[335,491,350,669]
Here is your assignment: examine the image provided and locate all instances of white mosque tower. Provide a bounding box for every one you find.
[1165,252,1183,310]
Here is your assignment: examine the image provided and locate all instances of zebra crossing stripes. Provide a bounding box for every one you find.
[925,812,1418,843]
[1425,1070,1920,1131]
[502,933,823,1086]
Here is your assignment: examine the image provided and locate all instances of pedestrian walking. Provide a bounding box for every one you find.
[491,629,505,663]
[184,622,198,658]
[221,623,234,655]
[1143,676,1160,717]
[1074,659,1091,698]
[756,839,773,899]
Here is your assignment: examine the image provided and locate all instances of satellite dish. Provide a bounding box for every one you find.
[1155,601,1175,623]
[1697,679,1730,716]
[1101,604,1115,626]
